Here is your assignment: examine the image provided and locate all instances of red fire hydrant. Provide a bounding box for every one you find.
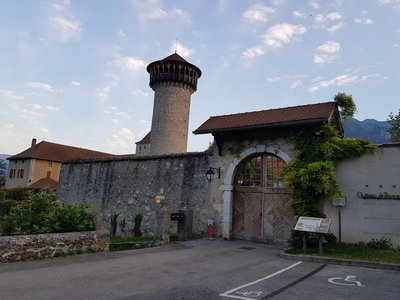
[206,220,215,239]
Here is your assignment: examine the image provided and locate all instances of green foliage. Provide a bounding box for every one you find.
[286,240,400,264]
[206,142,215,153]
[222,141,245,158]
[284,124,376,248]
[363,237,393,250]
[0,199,18,217]
[290,232,337,249]
[0,159,6,187]
[4,188,30,201]
[110,236,153,244]
[387,109,400,142]
[334,92,356,121]
[0,190,94,236]
[0,188,6,201]
[133,213,143,237]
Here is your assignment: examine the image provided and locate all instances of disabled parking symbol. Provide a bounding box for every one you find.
[328,275,365,287]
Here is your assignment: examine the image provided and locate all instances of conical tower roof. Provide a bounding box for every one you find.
[146,53,202,91]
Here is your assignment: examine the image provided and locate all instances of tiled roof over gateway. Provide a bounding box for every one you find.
[193,102,338,134]
[9,140,115,162]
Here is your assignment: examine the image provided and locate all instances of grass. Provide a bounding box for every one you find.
[286,242,400,265]
[110,236,153,244]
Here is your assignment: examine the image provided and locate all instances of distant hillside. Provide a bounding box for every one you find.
[0,154,10,161]
[343,118,391,144]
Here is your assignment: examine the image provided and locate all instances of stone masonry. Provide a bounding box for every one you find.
[57,152,212,238]
[150,83,193,155]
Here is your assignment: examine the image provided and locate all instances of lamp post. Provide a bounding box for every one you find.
[333,197,346,243]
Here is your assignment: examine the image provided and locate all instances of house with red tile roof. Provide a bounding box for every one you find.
[5,138,114,190]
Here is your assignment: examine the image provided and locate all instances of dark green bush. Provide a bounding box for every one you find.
[0,199,18,217]
[4,188,29,201]
[0,190,94,236]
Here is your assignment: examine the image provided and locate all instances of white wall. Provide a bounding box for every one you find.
[324,144,400,247]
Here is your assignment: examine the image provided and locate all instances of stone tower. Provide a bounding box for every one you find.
[147,53,202,155]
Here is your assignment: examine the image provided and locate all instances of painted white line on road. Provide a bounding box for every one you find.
[219,261,303,299]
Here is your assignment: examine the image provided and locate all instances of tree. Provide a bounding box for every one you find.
[334,92,356,121]
[387,109,400,142]
[0,159,7,187]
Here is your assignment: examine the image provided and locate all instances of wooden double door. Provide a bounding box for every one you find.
[232,187,293,244]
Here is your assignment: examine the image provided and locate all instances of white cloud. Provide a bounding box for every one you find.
[266,76,281,82]
[170,41,194,58]
[47,0,82,43]
[354,17,375,25]
[308,0,320,9]
[293,10,306,18]
[308,72,381,93]
[326,12,342,21]
[113,56,146,72]
[53,0,71,12]
[243,3,274,23]
[140,4,191,23]
[290,80,302,89]
[0,89,24,100]
[132,88,149,97]
[263,23,307,47]
[170,8,191,22]
[313,41,341,64]
[70,81,81,87]
[317,41,341,53]
[242,46,265,59]
[95,86,111,101]
[314,12,344,31]
[106,127,134,153]
[118,30,127,40]
[48,16,82,43]
[27,104,58,111]
[242,23,307,58]
[327,22,345,33]
[25,81,61,92]
[40,128,50,133]
[377,0,400,9]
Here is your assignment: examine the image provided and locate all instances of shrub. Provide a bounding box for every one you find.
[0,190,94,236]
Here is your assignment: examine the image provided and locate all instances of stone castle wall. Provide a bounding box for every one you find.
[56,153,212,238]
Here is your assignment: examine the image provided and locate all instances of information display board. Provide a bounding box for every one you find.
[294,216,332,234]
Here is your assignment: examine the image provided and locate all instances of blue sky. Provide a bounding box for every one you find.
[1,0,399,155]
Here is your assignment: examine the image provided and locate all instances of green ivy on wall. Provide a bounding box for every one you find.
[283,124,376,247]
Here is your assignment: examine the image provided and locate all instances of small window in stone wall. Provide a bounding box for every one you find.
[236,154,285,188]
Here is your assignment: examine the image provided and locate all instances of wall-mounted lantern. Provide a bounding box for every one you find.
[206,167,221,182]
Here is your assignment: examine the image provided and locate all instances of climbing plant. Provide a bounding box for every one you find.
[283,95,377,247]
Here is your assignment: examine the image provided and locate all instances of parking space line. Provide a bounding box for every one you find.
[219,261,303,299]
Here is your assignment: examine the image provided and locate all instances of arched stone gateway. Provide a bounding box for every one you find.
[219,146,294,244]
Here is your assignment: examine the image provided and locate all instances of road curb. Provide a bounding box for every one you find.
[280,251,400,271]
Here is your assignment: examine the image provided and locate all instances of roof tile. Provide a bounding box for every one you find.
[9,140,115,162]
[194,102,337,134]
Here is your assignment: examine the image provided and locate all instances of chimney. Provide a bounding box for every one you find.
[31,138,37,148]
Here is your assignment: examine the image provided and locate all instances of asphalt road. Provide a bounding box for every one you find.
[0,239,399,299]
